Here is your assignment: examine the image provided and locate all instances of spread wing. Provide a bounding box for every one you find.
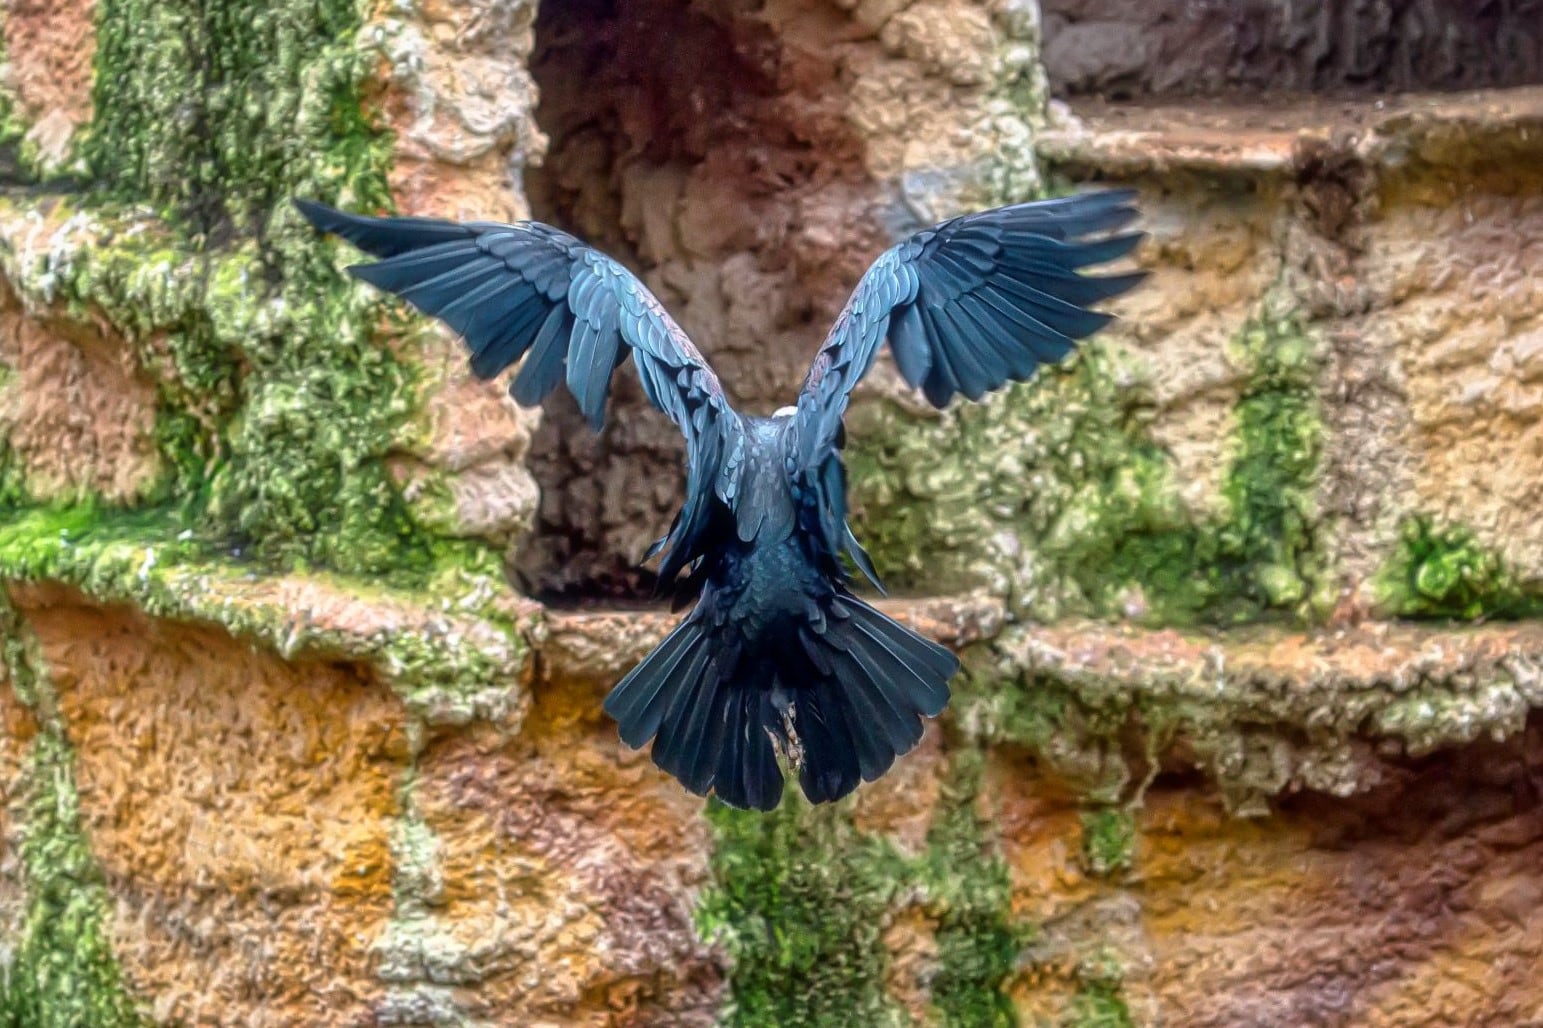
[787,189,1147,586]
[294,199,741,585]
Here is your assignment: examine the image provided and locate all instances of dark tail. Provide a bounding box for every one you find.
[603,595,958,810]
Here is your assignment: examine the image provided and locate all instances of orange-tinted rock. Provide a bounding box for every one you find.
[991,721,1543,1027]
[19,589,410,1026]
[393,668,723,1024]
[372,0,544,224]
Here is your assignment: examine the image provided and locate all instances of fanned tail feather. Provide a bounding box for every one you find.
[604,614,785,811]
[603,595,957,810]
[795,597,956,803]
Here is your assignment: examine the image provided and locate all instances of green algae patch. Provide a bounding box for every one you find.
[0,601,147,1028]
[846,345,1200,620]
[919,753,1024,1028]
[1079,809,1136,878]
[1215,315,1327,617]
[1,200,439,573]
[0,354,26,504]
[1065,983,1135,1028]
[0,728,148,1028]
[1059,944,1136,1028]
[0,504,531,726]
[700,793,905,1027]
[54,0,436,577]
[2,205,241,505]
[1373,516,1543,620]
[846,311,1327,627]
[0,11,37,186]
[86,0,390,233]
[699,750,1026,1026]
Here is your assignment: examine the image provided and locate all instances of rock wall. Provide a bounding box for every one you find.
[1040,0,1543,98]
[0,1,1541,1026]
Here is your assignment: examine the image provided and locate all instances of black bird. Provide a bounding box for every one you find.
[295,191,1145,810]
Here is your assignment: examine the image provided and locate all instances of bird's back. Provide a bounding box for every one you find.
[703,415,825,623]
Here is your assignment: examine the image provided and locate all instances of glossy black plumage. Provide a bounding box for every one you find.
[296,191,1145,810]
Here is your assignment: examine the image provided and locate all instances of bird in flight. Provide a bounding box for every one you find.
[296,191,1144,810]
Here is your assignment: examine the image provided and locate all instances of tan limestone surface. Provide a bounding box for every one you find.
[0,287,164,504]
[1039,87,1543,603]
[1,0,96,171]
[990,725,1543,1027]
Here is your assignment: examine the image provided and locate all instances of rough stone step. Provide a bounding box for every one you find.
[8,509,1536,790]
[1038,86,1543,177]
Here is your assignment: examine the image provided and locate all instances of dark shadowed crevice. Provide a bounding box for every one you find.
[1042,0,1543,99]
[520,0,888,602]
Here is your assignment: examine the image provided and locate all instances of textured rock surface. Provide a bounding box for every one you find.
[1040,0,1543,98]
[0,288,162,504]
[28,592,408,1026]
[996,725,1543,1027]
[2,0,1543,1025]
[0,0,96,174]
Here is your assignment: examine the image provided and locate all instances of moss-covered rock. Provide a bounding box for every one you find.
[23,0,446,577]
[1079,809,1136,878]
[0,504,530,726]
[846,309,1327,627]
[699,792,905,1026]
[1373,516,1543,620]
[698,749,1024,1026]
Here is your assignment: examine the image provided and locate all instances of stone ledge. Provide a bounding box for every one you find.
[7,507,1541,803]
[0,509,535,729]
[1037,86,1543,177]
[963,618,1543,811]
[539,592,1010,684]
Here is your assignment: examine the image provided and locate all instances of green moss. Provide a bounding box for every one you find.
[1061,947,1135,1028]
[55,0,433,576]
[699,750,1027,1026]
[1064,985,1134,1028]
[699,793,905,1027]
[1078,809,1135,878]
[846,345,1194,617]
[1373,517,1543,620]
[13,206,243,502]
[0,729,147,1028]
[847,311,1326,627]
[0,602,146,1028]
[1215,316,1326,616]
[920,753,1024,1028]
[0,10,33,184]
[85,0,388,232]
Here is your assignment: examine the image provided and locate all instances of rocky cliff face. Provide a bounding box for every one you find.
[0,1,1540,1025]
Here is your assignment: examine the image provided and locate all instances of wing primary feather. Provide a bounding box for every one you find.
[510,305,570,405]
[923,304,991,400]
